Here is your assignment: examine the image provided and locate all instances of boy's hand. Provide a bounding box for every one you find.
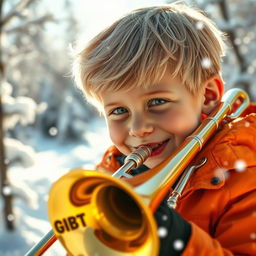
[154,197,191,256]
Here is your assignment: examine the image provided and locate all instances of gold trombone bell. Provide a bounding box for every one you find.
[48,171,159,255]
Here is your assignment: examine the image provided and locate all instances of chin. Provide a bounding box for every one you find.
[144,158,164,169]
[145,150,174,169]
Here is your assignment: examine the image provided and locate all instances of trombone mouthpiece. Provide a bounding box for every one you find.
[125,146,152,168]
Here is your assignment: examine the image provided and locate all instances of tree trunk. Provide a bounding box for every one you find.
[218,0,250,94]
[0,0,15,231]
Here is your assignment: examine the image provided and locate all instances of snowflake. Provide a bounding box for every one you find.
[250,233,256,240]
[223,161,229,166]
[214,168,225,176]
[201,57,212,69]
[49,127,58,136]
[7,214,15,221]
[162,214,168,221]
[214,168,229,180]
[173,239,184,251]
[2,185,12,196]
[244,121,250,127]
[234,160,246,172]
[66,96,73,103]
[196,21,204,30]
[234,38,242,45]
[158,227,168,238]
[4,158,10,165]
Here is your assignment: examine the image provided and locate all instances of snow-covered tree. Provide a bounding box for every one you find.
[0,0,53,230]
[2,81,37,167]
[0,0,98,231]
[167,0,256,100]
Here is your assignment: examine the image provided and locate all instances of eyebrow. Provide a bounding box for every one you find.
[143,90,175,96]
[104,90,176,108]
[104,102,122,108]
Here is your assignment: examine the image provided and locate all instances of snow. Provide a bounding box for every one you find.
[4,137,36,168]
[0,117,111,256]
[1,0,255,254]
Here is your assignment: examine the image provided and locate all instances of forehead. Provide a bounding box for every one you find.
[99,74,189,106]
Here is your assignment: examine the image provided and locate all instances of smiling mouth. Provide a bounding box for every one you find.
[135,139,170,157]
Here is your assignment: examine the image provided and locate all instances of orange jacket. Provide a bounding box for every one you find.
[96,109,256,255]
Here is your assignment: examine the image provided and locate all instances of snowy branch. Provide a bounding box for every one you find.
[0,0,37,27]
[4,137,35,167]
[2,95,37,129]
[197,0,222,9]
[229,72,254,88]
[4,14,55,33]
[11,180,39,209]
[218,19,254,33]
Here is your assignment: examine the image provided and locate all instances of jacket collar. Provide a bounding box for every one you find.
[185,113,256,192]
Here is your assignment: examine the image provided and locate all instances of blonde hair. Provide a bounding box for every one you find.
[73,2,226,108]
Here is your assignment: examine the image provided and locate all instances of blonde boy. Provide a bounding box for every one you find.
[73,2,256,255]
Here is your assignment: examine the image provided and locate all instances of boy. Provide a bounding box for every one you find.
[73,2,256,255]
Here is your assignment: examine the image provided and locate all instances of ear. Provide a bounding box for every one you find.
[202,75,224,115]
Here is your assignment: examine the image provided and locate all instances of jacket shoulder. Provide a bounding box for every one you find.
[210,113,256,169]
[96,145,122,173]
[186,113,256,191]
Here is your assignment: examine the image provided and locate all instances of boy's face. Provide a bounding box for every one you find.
[100,70,205,168]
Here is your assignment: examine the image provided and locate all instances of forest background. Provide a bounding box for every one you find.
[0,0,255,255]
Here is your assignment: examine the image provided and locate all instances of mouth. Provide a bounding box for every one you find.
[134,139,170,157]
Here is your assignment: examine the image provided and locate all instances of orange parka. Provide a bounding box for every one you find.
[96,109,256,255]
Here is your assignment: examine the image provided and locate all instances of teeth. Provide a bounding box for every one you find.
[151,143,161,149]
[135,140,168,151]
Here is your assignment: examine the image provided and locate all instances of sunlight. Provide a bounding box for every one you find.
[74,0,166,42]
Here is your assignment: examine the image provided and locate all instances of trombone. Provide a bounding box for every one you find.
[25,88,250,255]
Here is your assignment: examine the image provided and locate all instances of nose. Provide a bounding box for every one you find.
[128,115,154,138]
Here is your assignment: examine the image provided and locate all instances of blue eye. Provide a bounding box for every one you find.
[148,98,167,106]
[111,107,128,115]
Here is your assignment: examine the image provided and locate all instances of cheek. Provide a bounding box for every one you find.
[159,109,199,134]
[107,122,127,146]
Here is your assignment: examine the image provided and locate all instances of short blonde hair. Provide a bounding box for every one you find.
[73,2,226,108]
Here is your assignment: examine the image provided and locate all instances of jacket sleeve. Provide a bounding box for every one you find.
[154,197,191,256]
[183,223,235,255]
[182,168,256,256]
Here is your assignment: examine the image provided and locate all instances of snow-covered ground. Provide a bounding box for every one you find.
[0,118,111,256]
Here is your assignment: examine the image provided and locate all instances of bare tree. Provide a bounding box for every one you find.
[166,0,256,100]
[0,0,53,230]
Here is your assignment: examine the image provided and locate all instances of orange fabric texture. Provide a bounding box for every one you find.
[95,145,122,173]
[96,106,256,255]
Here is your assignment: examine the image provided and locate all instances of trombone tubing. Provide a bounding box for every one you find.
[24,229,56,256]
[25,88,249,255]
